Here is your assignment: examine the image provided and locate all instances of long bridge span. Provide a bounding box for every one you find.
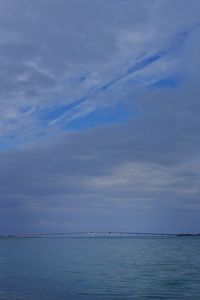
[1,232,199,238]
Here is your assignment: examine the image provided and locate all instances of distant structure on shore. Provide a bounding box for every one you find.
[0,232,200,239]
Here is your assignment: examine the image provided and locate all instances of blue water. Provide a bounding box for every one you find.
[0,237,200,299]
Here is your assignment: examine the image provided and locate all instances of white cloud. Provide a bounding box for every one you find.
[0,0,199,143]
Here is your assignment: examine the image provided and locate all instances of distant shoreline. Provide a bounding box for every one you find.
[1,232,200,239]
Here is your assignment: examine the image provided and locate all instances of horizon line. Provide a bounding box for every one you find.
[1,231,200,238]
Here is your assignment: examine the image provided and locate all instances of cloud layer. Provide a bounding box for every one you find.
[0,0,199,141]
[0,0,200,233]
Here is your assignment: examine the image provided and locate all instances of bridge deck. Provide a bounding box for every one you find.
[1,232,196,238]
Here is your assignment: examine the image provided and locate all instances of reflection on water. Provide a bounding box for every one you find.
[0,237,200,299]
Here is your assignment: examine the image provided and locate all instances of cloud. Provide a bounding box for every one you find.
[0,0,200,233]
[0,0,200,144]
[1,76,200,233]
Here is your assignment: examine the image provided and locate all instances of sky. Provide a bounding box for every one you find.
[1,0,200,234]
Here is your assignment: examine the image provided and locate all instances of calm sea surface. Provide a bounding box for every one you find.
[0,237,200,299]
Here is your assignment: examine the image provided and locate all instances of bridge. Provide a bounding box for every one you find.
[1,232,198,239]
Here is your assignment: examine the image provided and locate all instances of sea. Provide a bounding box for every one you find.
[0,237,200,299]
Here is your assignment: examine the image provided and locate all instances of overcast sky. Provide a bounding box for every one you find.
[1,0,200,234]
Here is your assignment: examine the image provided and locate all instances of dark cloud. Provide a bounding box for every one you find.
[0,0,200,233]
[1,79,200,233]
